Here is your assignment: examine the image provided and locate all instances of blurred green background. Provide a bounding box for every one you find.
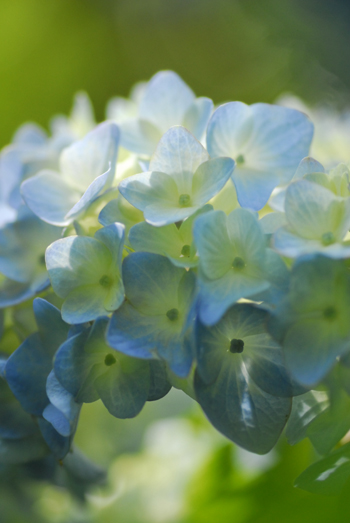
[1,0,350,521]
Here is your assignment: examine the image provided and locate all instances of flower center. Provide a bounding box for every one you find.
[323,306,337,321]
[166,308,179,321]
[236,154,245,166]
[181,244,191,257]
[104,353,117,366]
[99,275,113,288]
[232,256,246,270]
[229,339,244,353]
[321,232,336,246]
[38,254,46,265]
[179,194,191,207]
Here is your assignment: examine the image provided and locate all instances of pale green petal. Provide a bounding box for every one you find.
[129,222,183,258]
[285,179,350,240]
[149,126,209,194]
[226,208,266,266]
[46,236,112,297]
[193,210,233,280]
[62,284,109,324]
[119,171,179,212]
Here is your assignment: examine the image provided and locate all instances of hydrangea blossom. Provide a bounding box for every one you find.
[119,126,234,226]
[193,207,284,325]
[3,71,350,490]
[273,179,350,258]
[21,122,119,226]
[269,156,326,213]
[206,101,314,210]
[194,304,293,453]
[45,224,125,323]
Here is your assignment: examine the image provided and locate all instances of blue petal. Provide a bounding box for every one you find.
[259,211,286,234]
[4,300,69,416]
[206,102,253,158]
[231,167,280,210]
[65,168,113,222]
[5,333,53,416]
[119,118,161,156]
[0,148,24,213]
[108,253,196,376]
[139,71,195,133]
[44,371,81,437]
[54,330,101,403]
[0,379,39,440]
[94,359,150,419]
[207,102,314,210]
[248,104,314,183]
[182,97,213,139]
[197,273,269,326]
[121,252,186,314]
[194,362,291,454]
[293,156,325,180]
[43,404,72,438]
[192,157,235,206]
[107,302,163,359]
[60,121,119,191]
[196,304,296,397]
[149,126,209,190]
[33,298,70,351]
[0,214,62,283]
[273,228,350,259]
[283,319,349,387]
[0,278,36,307]
[37,417,71,460]
[21,170,80,226]
[148,360,172,401]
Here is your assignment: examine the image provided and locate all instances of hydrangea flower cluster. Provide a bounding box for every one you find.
[1,70,350,492]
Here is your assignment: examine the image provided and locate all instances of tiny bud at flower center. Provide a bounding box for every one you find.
[323,306,337,320]
[181,244,191,257]
[166,308,179,321]
[179,194,191,207]
[99,275,113,288]
[232,256,246,270]
[104,353,117,366]
[321,232,336,246]
[236,154,245,165]
[229,339,244,353]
